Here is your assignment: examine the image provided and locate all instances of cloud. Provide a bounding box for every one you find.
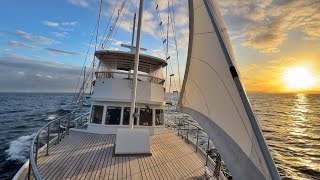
[42,20,78,32]
[8,40,41,50]
[42,21,60,27]
[45,48,87,56]
[5,30,57,45]
[5,40,87,57]
[52,32,68,38]
[218,0,320,53]
[68,0,91,7]
[240,57,320,93]
[62,21,78,26]
[0,53,83,92]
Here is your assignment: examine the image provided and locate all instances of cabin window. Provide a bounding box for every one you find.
[155,109,164,125]
[122,107,137,125]
[91,105,103,124]
[139,108,153,126]
[105,106,121,125]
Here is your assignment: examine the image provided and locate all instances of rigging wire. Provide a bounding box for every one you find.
[90,0,104,95]
[169,0,181,91]
[72,20,98,104]
[152,0,182,93]
[101,0,128,49]
[104,0,131,49]
[99,1,120,50]
[73,0,104,104]
[152,0,170,91]
[165,1,169,93]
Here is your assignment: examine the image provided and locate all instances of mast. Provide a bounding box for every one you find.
[129,0,144,129]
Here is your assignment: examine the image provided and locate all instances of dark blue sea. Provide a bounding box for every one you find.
[0,93,319,179]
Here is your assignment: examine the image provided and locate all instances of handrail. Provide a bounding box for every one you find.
[28,111,89,180]
[95,71,165,85]
[165,118,227,179]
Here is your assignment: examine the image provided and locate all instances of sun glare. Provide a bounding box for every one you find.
[284,67,316,90]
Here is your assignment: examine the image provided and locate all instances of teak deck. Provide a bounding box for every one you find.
[37,129,214,179]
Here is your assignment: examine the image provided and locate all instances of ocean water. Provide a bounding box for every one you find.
[0,93,319,179]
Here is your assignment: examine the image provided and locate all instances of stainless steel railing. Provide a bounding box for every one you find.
[28,111,90,180]
[95,71,165,85]
[165,118,225,179]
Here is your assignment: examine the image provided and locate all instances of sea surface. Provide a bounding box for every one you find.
[0,93,319,179]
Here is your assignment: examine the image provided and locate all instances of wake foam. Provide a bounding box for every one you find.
[46,114,57,120]
[5,133,35,162]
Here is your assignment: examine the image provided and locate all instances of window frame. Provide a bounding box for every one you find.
[139,108,153,126]
[90,105,104,124]
[105,106,122,125]
[155,109,164,126]
[122,107,138,126]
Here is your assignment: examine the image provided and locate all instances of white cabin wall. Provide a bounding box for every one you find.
[92,78,165,105]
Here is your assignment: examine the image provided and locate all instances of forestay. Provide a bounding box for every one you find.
[179,0,280,179]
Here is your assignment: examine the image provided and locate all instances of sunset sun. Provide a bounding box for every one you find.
[284,67,316,90]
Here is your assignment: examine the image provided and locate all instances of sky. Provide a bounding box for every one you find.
[0,0,319,93]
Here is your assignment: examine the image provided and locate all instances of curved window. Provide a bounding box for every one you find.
[105,106,121,125]
[122,107,137,125]
[139,108,153,126]
[155,109,164,125]
[91,105,103,124]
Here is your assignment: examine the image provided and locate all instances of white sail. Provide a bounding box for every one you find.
[179,0,280,179]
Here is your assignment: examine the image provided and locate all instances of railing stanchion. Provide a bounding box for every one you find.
[173,116,177,130]
[28,111,81,180]
[214,154,221,179]
[178,119,180,136]
[206,137,210,166]
[196,128,199,152]
[46,124,50,155]
[35,135,39,165]
[73,111,77,128]
[181,120,184,139]
[28,160,32,180]
[186,122,189,144]
[67,113,71,135]
[57,119,61,144]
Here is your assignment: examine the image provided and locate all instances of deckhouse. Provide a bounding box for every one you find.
[87,50,167,135]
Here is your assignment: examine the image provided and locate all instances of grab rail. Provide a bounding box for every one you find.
[95,71,165,85]
[165,118,226,179]
[28,111,90,180]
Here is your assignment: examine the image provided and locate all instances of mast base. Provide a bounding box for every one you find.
[115,129,151,155]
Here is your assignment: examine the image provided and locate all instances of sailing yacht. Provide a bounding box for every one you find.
[13,0,280,179]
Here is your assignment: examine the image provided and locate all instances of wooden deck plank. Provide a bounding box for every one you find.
[128,156,143,180]
[38,130,83,172]
[69,133,104,180]
[63,133,104,179]
[153,132,193,179]
[99,135,115,180]
[40,131,90,179]
[92,134,112,180]
[37,128,218,180]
